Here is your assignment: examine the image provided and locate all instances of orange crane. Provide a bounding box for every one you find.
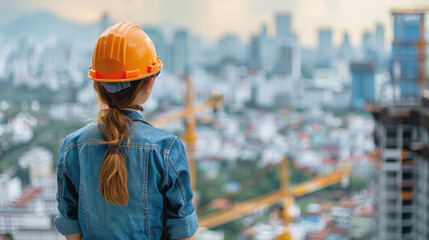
[197,157,352,240]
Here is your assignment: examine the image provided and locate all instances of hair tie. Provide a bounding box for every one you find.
[108,144,120,154]
[109,105,120,111]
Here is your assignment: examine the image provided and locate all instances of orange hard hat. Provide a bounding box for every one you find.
[88,21,163,82]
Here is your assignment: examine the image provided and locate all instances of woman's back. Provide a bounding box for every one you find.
[55,110,198,239]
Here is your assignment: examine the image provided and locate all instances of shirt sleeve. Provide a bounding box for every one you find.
[164,137,198,239]
[54,138,81,235]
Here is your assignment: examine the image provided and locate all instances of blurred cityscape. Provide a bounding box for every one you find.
[0,6,428,240]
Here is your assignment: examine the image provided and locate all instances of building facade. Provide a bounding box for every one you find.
[371,98,429,240]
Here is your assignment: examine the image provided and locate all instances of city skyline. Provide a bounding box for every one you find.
[1,0,429,46]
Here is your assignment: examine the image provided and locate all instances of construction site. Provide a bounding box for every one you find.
[0,2,428,240]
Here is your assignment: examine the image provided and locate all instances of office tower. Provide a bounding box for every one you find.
[375,24,385,60]
[274,45,293,74]
[247,36,262,74]
[259,25,275,74]
[173,29,189,76]
[318,28,333,66]
[218,34,242,63]
[362,31,375,61]
[273,40,300,79]
[392,13,426,99]
[144,27,167,71]
[273,13,300,78]
[338,33,353,61]
[362,32,374,51]
[275,13,291,38]
[350,62,375,109]
[100,12,110,35]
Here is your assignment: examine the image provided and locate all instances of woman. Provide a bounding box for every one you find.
[54,21,198,240]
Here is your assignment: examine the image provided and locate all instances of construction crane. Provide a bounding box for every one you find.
[197,157,352,240]
[151,75,223,206]
[391,8,428,99]
[151,77,351,239]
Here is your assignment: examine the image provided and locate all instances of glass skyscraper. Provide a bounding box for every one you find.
[392,13,425,99]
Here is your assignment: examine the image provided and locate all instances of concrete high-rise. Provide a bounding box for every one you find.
[371,98,429,240]
[371,13,429,239]
[414,99,429,240]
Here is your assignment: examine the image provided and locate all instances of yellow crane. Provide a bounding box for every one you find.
[151,76,351,239]
[197,157,352,240]
[151,75,223,206]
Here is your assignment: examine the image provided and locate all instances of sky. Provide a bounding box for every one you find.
[1,0,429,46]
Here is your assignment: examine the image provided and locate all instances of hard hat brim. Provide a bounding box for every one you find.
[88,61,162,82]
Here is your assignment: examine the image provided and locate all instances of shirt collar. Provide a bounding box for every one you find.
[121,109,152,125]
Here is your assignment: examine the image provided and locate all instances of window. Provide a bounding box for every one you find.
[387,130,397,138]
[402,226,412,234]
[402,172,413,180]
[403,130,412,139]
[386,158,398,163]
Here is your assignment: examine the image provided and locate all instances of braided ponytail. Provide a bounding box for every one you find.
[93,79,149,206]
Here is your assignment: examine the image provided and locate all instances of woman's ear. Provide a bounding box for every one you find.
[146,77,155,93]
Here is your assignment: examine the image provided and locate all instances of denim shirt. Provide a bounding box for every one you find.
[55,110,198,239]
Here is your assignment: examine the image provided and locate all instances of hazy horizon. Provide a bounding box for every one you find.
[1,0,429,47]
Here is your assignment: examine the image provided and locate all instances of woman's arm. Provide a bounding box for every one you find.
[163,138,198,240]
[65,232,82,240]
